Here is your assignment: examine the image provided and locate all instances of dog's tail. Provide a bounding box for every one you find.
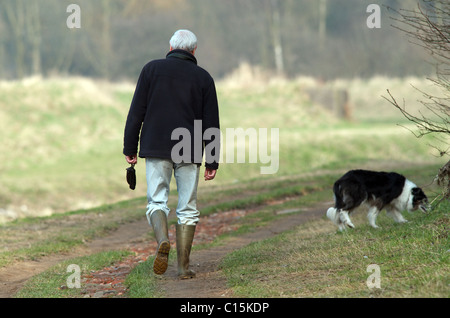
[333,181,345,211]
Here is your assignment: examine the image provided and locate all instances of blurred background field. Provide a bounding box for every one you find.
[0,72,446,223]
[0,0,448,222]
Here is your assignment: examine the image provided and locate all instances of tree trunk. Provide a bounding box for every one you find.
[101,0,111,79]
[4,0,26,78]
[269,0,284,75]
[318,0,327,49]
[27,1,42,75]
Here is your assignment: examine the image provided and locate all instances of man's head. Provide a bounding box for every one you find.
[169,29,197,55]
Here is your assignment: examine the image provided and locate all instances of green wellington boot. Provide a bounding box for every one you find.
[150,210,170,275]
[176,224,196,279]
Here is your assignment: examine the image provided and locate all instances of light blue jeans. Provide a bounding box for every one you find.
[145,158,200,226]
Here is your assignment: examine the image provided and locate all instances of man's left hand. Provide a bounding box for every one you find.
[125,155,138,165]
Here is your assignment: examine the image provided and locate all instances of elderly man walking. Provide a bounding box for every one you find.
[123,29,220,279]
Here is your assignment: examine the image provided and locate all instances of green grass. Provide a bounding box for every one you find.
[0,199,145,267]
[215,165,449,298]
[220,199,449,298]
[124,255,166,298]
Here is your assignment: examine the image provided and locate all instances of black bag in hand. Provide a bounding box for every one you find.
[126,164,136,190]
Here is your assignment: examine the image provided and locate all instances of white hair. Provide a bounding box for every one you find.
[169,29,197,52]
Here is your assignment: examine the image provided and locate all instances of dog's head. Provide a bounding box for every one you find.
[411,187,429,213]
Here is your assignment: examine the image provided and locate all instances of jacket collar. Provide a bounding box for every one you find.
[166,49,197,65]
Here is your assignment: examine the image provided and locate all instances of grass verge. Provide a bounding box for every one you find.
[14,250,132,298]
[0,199,145,267]
[220,200,449,298]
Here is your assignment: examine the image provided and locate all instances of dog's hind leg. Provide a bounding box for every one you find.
[367,207,380,228]
[338,223,346,231]
[339,210,355,229]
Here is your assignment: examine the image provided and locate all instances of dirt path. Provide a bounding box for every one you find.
[0,220,151,298]
[0,201,332,298]
[158,201,331,298]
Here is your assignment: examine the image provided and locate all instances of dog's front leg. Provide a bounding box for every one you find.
[387,208,408,224]
[367,207,380,228]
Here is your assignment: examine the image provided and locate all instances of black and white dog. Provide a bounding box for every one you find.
[327,170,429,230]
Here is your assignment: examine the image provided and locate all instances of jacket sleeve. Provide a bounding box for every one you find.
[123,67,149,156]
[202,79,220,170]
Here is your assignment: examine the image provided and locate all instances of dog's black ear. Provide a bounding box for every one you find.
[412,187,427,202]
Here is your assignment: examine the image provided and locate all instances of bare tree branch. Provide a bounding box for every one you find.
[385,0,450,203]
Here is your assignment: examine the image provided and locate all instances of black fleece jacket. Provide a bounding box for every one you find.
[123,49,220,170]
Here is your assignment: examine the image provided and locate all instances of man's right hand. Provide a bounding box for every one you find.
[125,155,138,165]
[204,168,217,181]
